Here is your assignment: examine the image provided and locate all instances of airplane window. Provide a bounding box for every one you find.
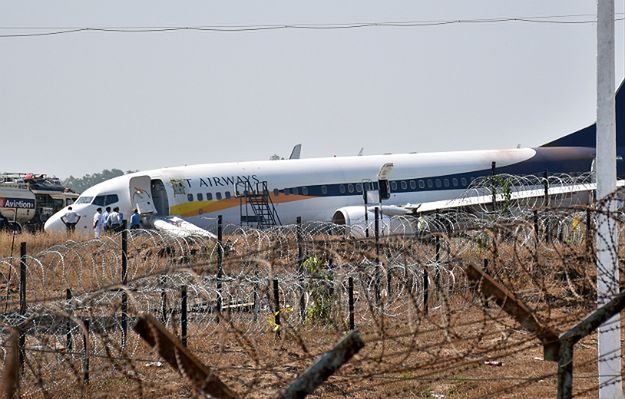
[302,186,309,195]
[372,182,379,190]
[197,193,203,201]
[452,178,458,187]
[356,183,363,193]
[75,196,93,205]
[105,194,119,205]
[435,179,442,188]
[321,185,328,195]
[418,180,425,189]
[401,181,407,190]
[410,180,416,190]
[391,181,397,191]
[216,192,222,200]
[444,179,450,188]
[461,177,467,187]
[92,196,106,206]
[283,188,289,196]
[427,179,433,188]
[273,188,279,197]
[340,184,346,194]
[225,191,231,199]
[187,194,194,202]
[206,193,213,200]
[292,187,299,195]
[348,184,354,193]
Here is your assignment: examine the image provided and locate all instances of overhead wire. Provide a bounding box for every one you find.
[0,13,624,38]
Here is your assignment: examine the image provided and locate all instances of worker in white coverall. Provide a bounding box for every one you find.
[93,207,104,238]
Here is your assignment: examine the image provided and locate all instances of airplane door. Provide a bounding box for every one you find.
[129,176,157,214]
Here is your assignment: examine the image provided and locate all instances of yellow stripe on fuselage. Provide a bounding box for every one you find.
[170,194,316,217]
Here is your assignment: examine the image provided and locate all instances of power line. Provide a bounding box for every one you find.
[0,14,624,39]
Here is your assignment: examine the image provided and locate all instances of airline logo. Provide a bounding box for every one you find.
[0,197,35,209]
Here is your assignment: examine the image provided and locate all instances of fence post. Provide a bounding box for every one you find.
[423,266,429,315]
[348,277,355,330]
[543,170,549,207]
[121,222,128,348]
[435,235,441,289]
[160,277,168,324]
[374,207,381,306]
[253,271,259,322]
[585,208,592,255]
[66,288,73,351]
[82,319,90,384]
[19,242,26,372]
[216,215,223,321]
[297,216,306,322]
[273,278,281,337]
[181,285,188,347]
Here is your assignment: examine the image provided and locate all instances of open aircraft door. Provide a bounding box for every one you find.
[129,176,157,214]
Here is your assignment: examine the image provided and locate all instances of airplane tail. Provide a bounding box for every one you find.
[541,81,625,148]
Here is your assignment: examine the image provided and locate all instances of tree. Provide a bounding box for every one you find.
[62,169,135,193]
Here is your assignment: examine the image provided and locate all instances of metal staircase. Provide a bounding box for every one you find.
[237,181,282,229]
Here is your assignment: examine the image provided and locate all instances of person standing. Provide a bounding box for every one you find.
[107,207,123,233]
[93,208,104,238]
[130,209,141,229]
[102,207,111,233]
[60,206,81,233]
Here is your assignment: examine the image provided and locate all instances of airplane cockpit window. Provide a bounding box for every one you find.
[216,192,222,200]
[92,194,119,206]
[197,193,203,201]
[225,191,231,199]
[187,194,194,202]
[206,193,213,200]
[75,196,93,205]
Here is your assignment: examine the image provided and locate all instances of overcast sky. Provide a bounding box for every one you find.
[1,1,624,179]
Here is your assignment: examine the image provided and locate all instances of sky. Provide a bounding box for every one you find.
[1,1,624,179]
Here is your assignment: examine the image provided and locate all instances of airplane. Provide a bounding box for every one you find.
[44,83,625,236]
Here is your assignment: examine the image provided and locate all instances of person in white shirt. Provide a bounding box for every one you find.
[101,207,111,233]
[107,207,123,233]
[60,206,81,233]
[93,208,104,238]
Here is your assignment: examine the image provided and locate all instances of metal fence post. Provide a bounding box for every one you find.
[216,215,223,320]
[181,285,188,347]
[121,222,128,348]
[82,319,90,384]
[19,242,26,373]
[297,216,305,322]
[348,277,355,330]
[273,278,281,337]
[66,288,73,351]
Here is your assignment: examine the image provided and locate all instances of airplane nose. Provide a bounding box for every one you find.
[44,213,66,233]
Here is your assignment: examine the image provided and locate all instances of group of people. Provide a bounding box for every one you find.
[92,207,142,238]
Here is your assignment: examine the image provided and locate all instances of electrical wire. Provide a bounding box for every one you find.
[0,14,623,38]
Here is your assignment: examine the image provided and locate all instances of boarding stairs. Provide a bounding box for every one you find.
[237,181,281,229]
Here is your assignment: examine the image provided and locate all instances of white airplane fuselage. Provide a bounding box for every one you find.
[44,146,599,235]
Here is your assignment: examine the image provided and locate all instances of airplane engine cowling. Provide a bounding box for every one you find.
[332,206,416,238]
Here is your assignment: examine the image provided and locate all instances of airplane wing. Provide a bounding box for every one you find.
[401,180,625,215]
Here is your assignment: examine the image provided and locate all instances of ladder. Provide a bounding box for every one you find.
[237,181,282,229]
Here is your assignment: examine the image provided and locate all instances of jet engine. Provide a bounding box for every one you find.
[331,205,413,238]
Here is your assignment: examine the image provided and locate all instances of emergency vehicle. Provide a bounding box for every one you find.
[0,173,79,232]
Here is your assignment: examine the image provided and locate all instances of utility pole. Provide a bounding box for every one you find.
[596,1,623,397]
